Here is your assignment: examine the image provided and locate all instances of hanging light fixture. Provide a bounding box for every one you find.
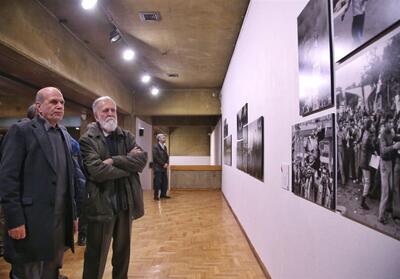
[141,74,151,83]
[81,0,97,10]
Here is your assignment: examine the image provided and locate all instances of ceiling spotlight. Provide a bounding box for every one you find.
[141,74,151,83]
[122,49,135,61]
[81,0,97,10]
[109,26,121,43]
[151,87,159,96]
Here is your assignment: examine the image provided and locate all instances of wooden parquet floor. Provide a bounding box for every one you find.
[0,190,268,279]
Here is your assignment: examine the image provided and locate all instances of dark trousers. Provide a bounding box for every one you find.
[11,214,66,279]
[154,171,168,198]
[83,210,131,279]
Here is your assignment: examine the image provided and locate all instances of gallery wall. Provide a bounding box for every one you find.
[135,117,153,190]
[210,118,222,165]
[221,0,400,278]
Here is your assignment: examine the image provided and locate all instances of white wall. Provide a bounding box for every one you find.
[210,118,222,165]
[221,1,400,279]
[169,156,210,165]
[135,117,152,190]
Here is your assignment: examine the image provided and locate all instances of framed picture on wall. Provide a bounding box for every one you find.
[236,140,244,171]
[247,117,264,181]
[298,0,333,116]
[224,118,228,138]
[336,26,400,240]
[224,135,232,166]
[333,0,400,62]
[237,103,248,140]
[292,113,335,210]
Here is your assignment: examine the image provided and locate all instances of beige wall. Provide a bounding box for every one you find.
[169,126,210,156]
[0,0,133,113]
[135,89,220,116]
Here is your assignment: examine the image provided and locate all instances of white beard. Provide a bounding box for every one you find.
[99,117,117,133]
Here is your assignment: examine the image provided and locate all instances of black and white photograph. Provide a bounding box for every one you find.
[336,27,400,240]
[236,140,244,171]
[242,125,248,173]
[292,114,335,210]
[224,135,232,166]
[333,0,400,61]
[237,103,248,140]
[247,117,264,181]
[298,0,333,116]
[224,118,228,138]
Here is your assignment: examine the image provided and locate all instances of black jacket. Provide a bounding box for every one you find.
[152,143,169,172]
[0,117,77,263]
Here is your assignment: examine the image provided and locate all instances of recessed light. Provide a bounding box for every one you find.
[81,0,97,10]
[141,74,151,83]
[151,87,159,96]
[122,49,135,61]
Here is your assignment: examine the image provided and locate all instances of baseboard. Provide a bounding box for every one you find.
[222,192,272,279]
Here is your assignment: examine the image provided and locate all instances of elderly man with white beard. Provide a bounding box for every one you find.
[79,96,147,279]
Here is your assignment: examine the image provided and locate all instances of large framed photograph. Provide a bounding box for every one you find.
[237,103,248,140]
[247,117,264,181]
[298,0,333,116]
[292,114,335,210]
[336,27,400,240]
[333,0,400,61]
[224,118,228,138]
[236,140,244,171]
[224,135,232,166]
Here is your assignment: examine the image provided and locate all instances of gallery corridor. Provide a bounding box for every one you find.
[0,190,268,279]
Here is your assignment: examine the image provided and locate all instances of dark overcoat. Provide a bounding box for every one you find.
[79,122,147,222]
[152,143,169,172]
[0,117,77,263]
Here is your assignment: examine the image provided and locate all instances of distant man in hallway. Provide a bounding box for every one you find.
[79,96,147,279]
[152,133,171,200]
[0,87,77,279]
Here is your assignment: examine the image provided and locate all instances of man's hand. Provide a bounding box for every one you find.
[103,158,113,165]
[8,225,26,240]
[128,147,142,156]
[163,163,169,169]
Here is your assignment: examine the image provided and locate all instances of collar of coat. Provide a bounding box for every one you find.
[86,122,125,138]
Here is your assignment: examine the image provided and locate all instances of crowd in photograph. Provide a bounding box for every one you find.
[337,104,400,225]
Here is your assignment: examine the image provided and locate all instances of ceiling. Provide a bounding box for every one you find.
[36,0,249,93]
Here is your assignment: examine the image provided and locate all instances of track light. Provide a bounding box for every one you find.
[81,0,97,10]
[141,74,151,83]
[122,49,135,61]
[109,26,121,43]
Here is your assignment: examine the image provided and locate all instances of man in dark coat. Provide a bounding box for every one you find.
[152,133,170,200]
[0,87,77,279]
[79,96,147,279]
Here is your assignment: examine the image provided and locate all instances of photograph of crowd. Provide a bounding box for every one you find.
[237,140,244,171]
[333,0,400,61]
[224,118,228,138]
[336,28,400,240]
[224,135,232,166]
[298,0,333,116]
[247,117,264,181]
[292,114,335,210]
[237,103,248,140]
[237,126,248,172]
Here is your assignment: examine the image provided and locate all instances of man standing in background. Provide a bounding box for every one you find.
[152,134,171,200]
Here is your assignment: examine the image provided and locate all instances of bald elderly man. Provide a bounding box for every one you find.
[0,87,77,279]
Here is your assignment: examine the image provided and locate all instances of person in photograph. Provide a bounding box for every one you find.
[152,133,171,200]
[359,119,376,210]
[379,113,400,224]
[80,96,147,279]
[342,0,369,45]
[0,87,78,279]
